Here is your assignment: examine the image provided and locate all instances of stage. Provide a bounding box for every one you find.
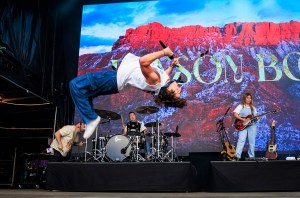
[46,155,300,192]
[210,160,300,192]
[46,162,199,192]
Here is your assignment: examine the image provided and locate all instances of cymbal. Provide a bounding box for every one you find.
[164,132,181,137]
[144,122,161,127]
[136,106,159,114]
[95,109,121,120]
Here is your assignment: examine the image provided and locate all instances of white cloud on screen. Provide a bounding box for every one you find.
[79,0,300,53]
[129,2,158,26]
[164,0,295,28]
[81,23,127,39]
[79,45,111,56]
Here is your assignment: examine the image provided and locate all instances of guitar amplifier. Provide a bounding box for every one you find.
[245,157,268,161]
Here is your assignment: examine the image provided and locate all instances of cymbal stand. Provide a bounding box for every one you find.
[154,118,164,162]
[147,126,156,161]
[85,127,101,162]
[84,138,88,162]
[86,120,110,162]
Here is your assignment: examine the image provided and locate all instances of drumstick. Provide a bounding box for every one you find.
[121,114,124,127]
[121,114,125,135]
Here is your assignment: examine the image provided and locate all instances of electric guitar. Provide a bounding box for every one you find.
[234,109,278,131]
[265,120,278,159]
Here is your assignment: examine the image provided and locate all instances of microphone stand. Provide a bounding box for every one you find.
[216,106,231,161]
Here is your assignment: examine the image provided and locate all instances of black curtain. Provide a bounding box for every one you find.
[0,0,82,127]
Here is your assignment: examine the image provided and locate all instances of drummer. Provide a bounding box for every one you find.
[122,112,151,160]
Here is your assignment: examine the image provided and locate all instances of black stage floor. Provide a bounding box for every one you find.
[46,157,300,192]
[46,162,198,192]
[210,160,300,192]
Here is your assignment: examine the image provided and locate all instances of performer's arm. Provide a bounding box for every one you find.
[139,47,173,84]
[234,112,246,122]
[142,128,148,135]
[54,130,63,151]
[122,125,127,136]
[165,58,178,76]
[74,140,84,146]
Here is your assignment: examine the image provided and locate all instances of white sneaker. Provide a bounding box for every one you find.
[83,116,101,139]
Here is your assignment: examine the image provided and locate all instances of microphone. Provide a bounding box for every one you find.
[159,40,174,59]
[175,125,179,133]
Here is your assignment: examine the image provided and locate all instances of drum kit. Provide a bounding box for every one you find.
[84,106,181,162]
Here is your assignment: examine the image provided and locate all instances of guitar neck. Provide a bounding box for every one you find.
[251,111,272,120]
[270,120,276,144]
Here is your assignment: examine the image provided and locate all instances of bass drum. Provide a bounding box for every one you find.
[106,135,131,161]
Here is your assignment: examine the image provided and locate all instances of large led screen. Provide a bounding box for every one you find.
[76,0,300,156]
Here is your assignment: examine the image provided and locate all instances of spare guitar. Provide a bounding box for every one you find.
[234,109,278,131]
[265,120,278,159]
[223,141,236,160]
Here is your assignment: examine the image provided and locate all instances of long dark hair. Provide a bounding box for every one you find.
[154,89,187,108]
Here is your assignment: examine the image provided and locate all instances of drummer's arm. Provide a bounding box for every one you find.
[142,128,148,135]
[122,125,127,136]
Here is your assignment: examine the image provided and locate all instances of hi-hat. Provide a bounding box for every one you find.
[136,106,159,114]
[144,121,161,127]
[164,132,181,137]
[95,109,121,120]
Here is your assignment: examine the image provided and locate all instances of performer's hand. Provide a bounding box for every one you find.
[58,144,63,151]
[171,58,179,68]
[241,118,247,122]
[163,47,174,57]
[78,141,84,146]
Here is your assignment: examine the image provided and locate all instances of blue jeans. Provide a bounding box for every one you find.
[69,71,119,124]
[144,136,151,155]
[235,124,257,158]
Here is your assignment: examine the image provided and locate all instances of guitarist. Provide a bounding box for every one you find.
[50,122,86,162]
[233,93,260,160]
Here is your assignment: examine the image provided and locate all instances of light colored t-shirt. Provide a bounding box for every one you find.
[50,125,80,157]
[117,53,170,95]
[233,104,257,117]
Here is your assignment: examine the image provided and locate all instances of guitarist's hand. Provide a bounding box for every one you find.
[255,116,260,120]
[58,144,63,151]
[241,118,247,123]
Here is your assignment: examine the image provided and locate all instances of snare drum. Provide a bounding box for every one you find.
[106,135,131,161]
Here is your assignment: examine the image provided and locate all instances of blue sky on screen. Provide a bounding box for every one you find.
[79,0,300,55]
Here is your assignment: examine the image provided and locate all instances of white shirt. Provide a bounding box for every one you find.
[117,53,170,95]
[233,104,257,116]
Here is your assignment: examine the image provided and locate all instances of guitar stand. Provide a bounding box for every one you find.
[216,106,237,161]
